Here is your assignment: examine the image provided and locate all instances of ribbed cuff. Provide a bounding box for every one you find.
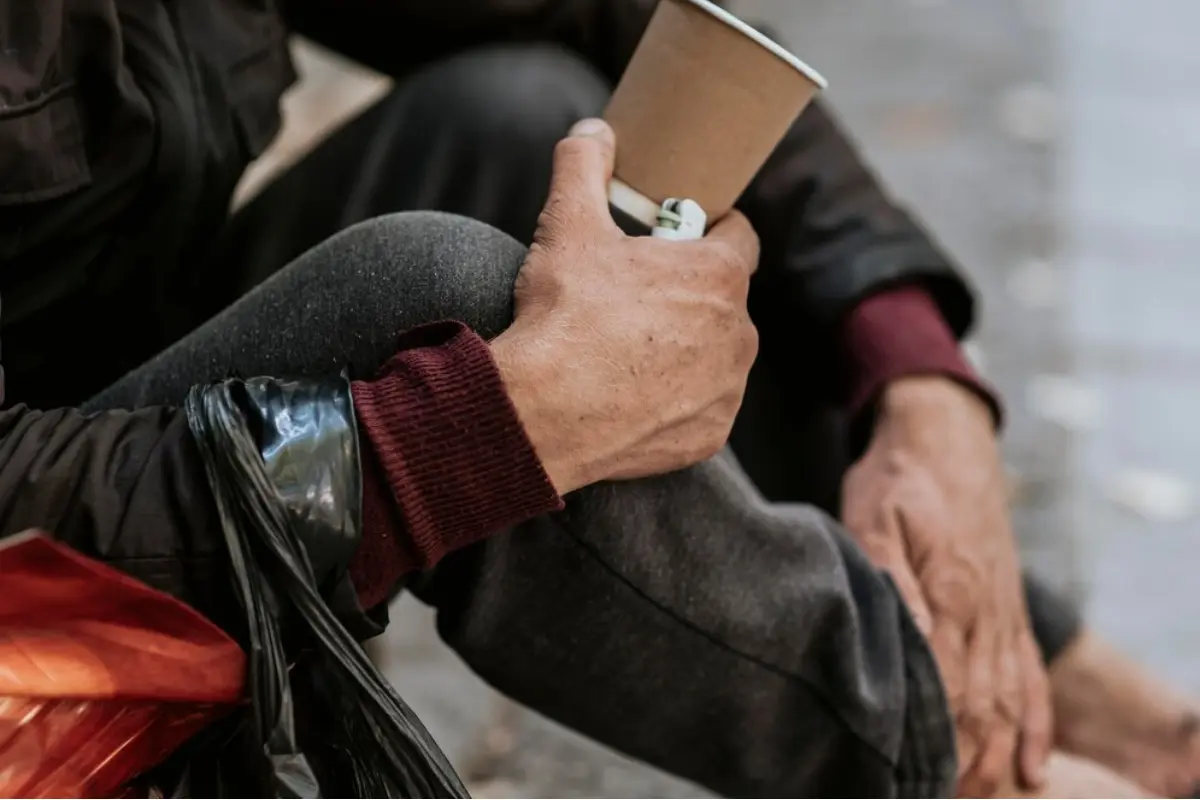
[349,321,562,610]
[841,285,1003,429]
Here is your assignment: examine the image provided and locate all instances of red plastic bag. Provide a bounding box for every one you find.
[0,531,246,798]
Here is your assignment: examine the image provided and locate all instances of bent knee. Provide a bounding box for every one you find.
[321,211,527,339]
[399,45,610,151]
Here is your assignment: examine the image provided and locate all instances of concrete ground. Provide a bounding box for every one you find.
[1061,0,1200,690]
[244,0,1200,794]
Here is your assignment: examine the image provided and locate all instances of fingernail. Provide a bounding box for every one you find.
[569,118,609,139]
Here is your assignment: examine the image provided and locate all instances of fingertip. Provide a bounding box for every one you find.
[568,117,615,148]
[978,731,1020,798]
[547,119,619,225]
[1022,756,1047,788]
[1020,731,1051,787]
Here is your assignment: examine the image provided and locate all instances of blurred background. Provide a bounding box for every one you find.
[241,0,1200,795]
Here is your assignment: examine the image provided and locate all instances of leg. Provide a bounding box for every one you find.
[88,211,954,797]
[88,213,523,406]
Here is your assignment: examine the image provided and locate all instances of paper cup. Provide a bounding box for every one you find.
[604,0,827,229]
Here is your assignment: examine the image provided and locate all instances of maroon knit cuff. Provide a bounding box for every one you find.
[349,321,563,611]
[842,286,1003,428]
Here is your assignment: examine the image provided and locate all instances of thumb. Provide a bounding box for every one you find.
[542,118,619,236]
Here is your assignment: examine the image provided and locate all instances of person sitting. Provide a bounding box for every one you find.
[2,1,1197,795]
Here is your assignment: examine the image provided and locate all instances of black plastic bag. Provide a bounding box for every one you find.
[172,378,469,798]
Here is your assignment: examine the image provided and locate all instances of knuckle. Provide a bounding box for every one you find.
[940,674,967,710]
[966,701,994,728]
[976,762,999,783]
[535,199,568,240]
[1000,681,1022,711]
[739,322,760,365]
[723,323,758,378]
[553,135,591,163]
[961,703,992,732]
[924,566,982,614]
[536,200,584,248]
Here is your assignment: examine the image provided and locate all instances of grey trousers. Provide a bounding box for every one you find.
[90,211,955,797]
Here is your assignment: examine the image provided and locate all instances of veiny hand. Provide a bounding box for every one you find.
[491,118,760,494]
[840,376,1052,798]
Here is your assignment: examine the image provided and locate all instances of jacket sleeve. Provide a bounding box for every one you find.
[281,0,977,364]
[741,99,975,348]
[0,405,236,625]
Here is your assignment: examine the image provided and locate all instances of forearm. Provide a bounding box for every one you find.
[0,404,235,620]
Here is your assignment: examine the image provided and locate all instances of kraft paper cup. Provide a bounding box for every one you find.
[604,0,827,229]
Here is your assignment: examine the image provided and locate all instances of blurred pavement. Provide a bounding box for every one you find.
[1062,0,1200,690]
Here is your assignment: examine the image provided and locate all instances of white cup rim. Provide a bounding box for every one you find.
[679,0,828,90]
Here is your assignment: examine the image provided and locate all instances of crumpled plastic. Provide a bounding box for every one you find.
[180,378,467,798]
[0,531,245,799]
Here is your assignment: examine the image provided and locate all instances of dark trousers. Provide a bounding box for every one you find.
[73,44,1076,796]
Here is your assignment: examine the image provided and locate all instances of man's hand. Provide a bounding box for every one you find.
[841,375,1052,797]
[491,118,761,495]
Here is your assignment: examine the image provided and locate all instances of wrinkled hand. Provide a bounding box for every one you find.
[491,118,760,494]
[840,376,1052,798]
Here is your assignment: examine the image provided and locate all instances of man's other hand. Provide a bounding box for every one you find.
[841,375,1052,797]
